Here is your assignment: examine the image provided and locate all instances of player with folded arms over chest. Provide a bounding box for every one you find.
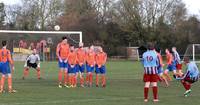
[22,49,41,80]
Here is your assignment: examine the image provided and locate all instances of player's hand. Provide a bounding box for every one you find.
[98,65,102,68]
[59,57,63,62]
[24,64,27,68]
[71,65,75,68]
[162,64,165,67]
[90,65,94,67]
[64,59,68,63]
[80,63,83,66]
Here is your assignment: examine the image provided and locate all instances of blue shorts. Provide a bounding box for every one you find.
[68,64,76,74]
[157,66,163,75]
[95,65,106,74]
[167,64,176,72]
[76,64,85,73]
[58,60,68,69]
[86,64,94,73]
[0,62,11,74]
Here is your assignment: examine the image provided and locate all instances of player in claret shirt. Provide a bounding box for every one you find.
[86,45,96,87]
[95,47,107,88]
[76,42,86,87]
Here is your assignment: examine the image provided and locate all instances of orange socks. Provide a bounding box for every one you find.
[37,69,41,79]
[58,71,63,84]
[8,77,12,91]
[80,76,84,86]
[102,75,106,86]
[23,68,29,78]
[96,75,99,86]
[0,76,5,91]
[64,72,68,85]
[89,74,93,85]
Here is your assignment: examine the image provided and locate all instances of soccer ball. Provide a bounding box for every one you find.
[54,25,60,31]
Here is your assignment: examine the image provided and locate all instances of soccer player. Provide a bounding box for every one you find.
[22,49,41,80]
[142,43,159,102]
[67,46,77,88]
[175,57,199,97]
[172,47,183,75]
[95,47,107,87]
[164,49,176,81]
[76,42,86,87]
[86,45,96,87]
[0,41,16,93]
[56,37,70,88]
[155,48,169,87]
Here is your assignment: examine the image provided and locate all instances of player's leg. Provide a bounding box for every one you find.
[0,74,6,93]
[86,64,90,86]
[151,82,159,102]
[63,63,68,87]
[79,65,85,87]
[7,73,16,93]
[58,61,64,88]
[143,74,150,102]
[181,78,192,97]
[36,67,41,80]
[95,65,100,87]
[22,67,29,80]
[164,68,172,81]
[74,67,78,87]
[100,66,106,87]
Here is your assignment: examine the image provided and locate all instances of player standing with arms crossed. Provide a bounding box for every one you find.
[86,45,96,87]
[95,47,107,87]
[0,41,16,93]
[56,37,70,88]
[22,49,41,80]
[142,43,159,102]
[76,42,86,87]
[175,57,199,97]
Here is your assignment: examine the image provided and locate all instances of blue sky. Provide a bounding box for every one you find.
[0,0,199,15]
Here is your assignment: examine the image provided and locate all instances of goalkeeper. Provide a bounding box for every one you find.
[22,49,41,80]
[174,57,199,97]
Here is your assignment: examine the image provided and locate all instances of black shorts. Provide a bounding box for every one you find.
[27,60,38,69]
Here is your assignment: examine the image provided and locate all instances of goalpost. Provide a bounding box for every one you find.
[183,44,200,62]
[0,30,82,61]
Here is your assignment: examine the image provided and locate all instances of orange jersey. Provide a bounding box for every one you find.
[56,42,70,59]
[76,48,86,64]
[68,51,77,65]
[166,53,173,65]
[96,52,107,66]
[157,53,163,66]
[86,51,96,66]
[0,48,13,64]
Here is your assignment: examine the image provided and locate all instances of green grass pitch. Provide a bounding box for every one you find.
[0,61,200,105]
